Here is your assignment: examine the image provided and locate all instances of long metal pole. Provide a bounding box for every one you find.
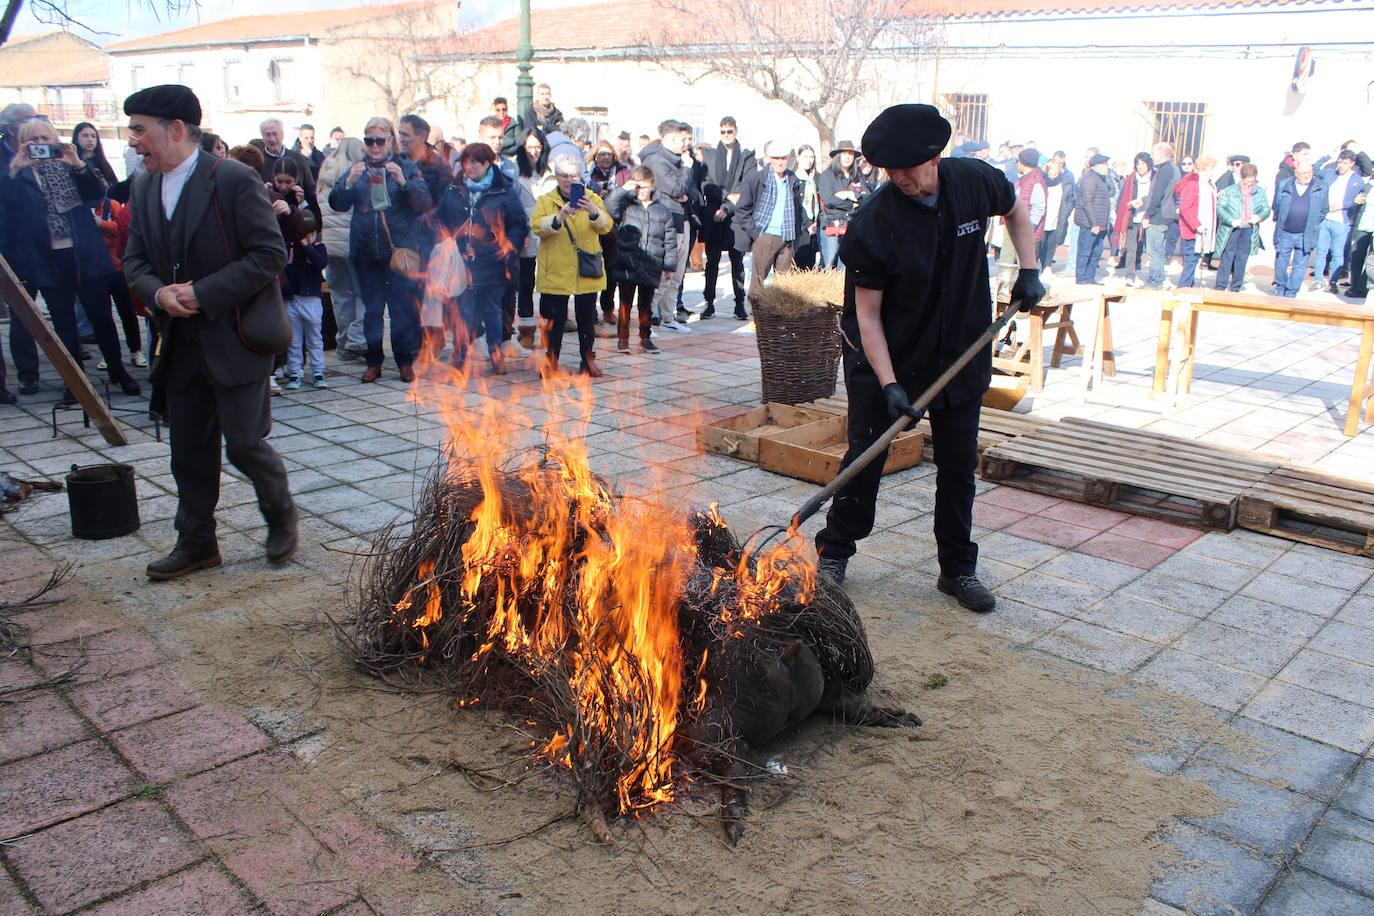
[515,0,533,124]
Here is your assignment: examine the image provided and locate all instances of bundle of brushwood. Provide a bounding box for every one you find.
[350,446,919,843]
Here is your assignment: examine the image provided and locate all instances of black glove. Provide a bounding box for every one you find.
[882,382,924,424]
[1010,267,1047,312]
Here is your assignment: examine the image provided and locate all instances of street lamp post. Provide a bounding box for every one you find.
[515,0,533,125]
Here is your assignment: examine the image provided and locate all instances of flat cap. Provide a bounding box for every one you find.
[762,139,794,159]
[1088,153,1110,166]
[860,104,951,169]
[123,84,201,125]
[1229,154,1251,164]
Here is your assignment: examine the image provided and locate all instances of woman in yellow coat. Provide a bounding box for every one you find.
[532,154,613,376]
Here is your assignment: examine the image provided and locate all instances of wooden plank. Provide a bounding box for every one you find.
[757,415,925,485]
[1009,428,1275,492]
[1057,417,1284,473]
[0,255,127,447]
[697,403,826,463]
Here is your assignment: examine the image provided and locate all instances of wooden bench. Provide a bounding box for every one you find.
[992,286,1093,392]
[1152,288,1374,435]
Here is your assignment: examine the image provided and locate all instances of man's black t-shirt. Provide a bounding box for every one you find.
[839,157,1015,407]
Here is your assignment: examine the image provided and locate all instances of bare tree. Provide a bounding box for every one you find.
[1,0,199,45]
[636,0,939,151]
[326,3,468,124]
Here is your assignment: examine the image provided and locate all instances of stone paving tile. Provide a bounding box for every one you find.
[1194,716,1359,804]
[1242,682,1374,755]
[1133,650,1268,713]
[1004,570,1110,615]
[1308,620,1374,666]
[1276,650,1374,710]
[0,691,89,764]
[1082,594,1202,644]
[1267,551,1374,591]
[66,665,201,732]
[1120,572,1235,618]
[969,531,1065,570]
[1103,516,1205,551]
[1173,622,1300,679]
[1295,808,1374,898]
[1336,594,1374,629]
[6,798,203,914]
[977,486,1063,513]
[1207,595,1328,645]
[971,598,1067,645]
[110,706,271,783]
[0,738,139,836]
[0,874,35,916]
[1001,514,1099,548]
[1031,619,1158,674]
[1075,531,1179,570]
[1151,552,1258,593]
[1179,762,1327,857]
[1150,822,1281,916]
[1239,571,1356,616]
[1035,551,1145,591]
[1337,760,1374,820]
[83,862,257,916]
[1257,867,1374,916]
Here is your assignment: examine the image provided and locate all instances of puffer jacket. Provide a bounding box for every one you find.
[1074,169,1111,230]
[515,171,556,257]
[327,156,431,262]
[1214,184,1272,257]
[817,163,868,228]
[532,187,611,295]
[435,167,530,289]
[605,187,678,286]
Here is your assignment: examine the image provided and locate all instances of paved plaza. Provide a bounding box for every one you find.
[2,277,1374,914]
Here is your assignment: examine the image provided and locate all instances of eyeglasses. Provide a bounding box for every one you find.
[363,137,388,147]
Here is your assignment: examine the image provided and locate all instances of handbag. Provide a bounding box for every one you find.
[208,161,292,357]
[564,220,604,279]
[380,209,421,276]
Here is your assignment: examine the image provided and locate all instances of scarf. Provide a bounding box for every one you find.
[464,167,495,193]
[1241,184,1253,221]
[33,160,81,245]
[753,170,796,241]
[532,100,555,123]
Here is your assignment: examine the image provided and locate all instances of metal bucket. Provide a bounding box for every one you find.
[66,463,140,540]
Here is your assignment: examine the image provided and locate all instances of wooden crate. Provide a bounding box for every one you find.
[981,418,1280,530]
[757,415,925,485]
[697,403,828,463]
[1238,467,1374,556]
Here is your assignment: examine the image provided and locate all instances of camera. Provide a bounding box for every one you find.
[28,143,55,160]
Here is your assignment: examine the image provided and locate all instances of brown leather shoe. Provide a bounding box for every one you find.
[398,365,416,383]
[361,366,382,383]
[266,510,298,565]
[147,545,222,581]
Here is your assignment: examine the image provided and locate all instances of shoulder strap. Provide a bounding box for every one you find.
[563,219,584,254]
[208,157,233,261]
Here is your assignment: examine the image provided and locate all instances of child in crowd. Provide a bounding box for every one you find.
[605,167,677,354]
[270,161,328,388]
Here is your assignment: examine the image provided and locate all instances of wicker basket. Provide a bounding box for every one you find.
[753,298,843,405]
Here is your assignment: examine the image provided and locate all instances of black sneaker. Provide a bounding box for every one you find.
[18,380,38,395]
[818,556,848,584]
[0,388,15,405]
[642,339,660,354]
[734,304,749,321]
[700,303,715,319]
[937,574,996,613]
[675,307,692,323]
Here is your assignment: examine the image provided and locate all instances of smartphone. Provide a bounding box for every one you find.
[568,182,584,206]
[29,143,54,160]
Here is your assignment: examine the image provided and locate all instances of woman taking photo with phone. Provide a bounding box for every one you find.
[1,117,139,402]
[532,154,611,377]
[327,116,431,383]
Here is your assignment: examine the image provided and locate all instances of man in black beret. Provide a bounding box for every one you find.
[814,103,1044,614]
[120,84,297,579]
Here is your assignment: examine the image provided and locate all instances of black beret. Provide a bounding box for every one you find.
[1018,149,1040,167]
[860,104,951,168]
[1229,154,1251,164]
[1088,154,1110,167]
[123,84,201,126]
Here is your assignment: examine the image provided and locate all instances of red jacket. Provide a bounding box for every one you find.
[1174,173,1202,240]
[1015,167,1047,241]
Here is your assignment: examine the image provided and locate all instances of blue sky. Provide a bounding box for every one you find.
[11,0,531,45]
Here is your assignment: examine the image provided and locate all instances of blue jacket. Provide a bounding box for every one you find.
[284,239,328,299]
[434,166,529,288]
[0,163,114,288]
[327,156,431,262]
[1317,166,1368,222]
[1273,172,1328,250]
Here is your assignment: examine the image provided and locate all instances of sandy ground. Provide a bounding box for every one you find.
[50,508,1247,916]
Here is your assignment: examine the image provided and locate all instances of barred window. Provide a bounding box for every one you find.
[942,93,989,145]
[1145,101,1207,162]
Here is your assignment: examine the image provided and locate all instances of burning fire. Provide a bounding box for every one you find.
[389,315,816,813]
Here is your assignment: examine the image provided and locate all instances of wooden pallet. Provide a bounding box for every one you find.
[981,418,1281,530]
[1238,467,1374,556]
[697,403,829,463]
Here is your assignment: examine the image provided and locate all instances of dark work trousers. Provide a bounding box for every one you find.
[816,391,981,577]
[501,273,517,341]
[517,256,536,323]
[37,250,127,376]
[703,244,745,307]
[540,292,597,363]
[8,292,40,386]
[749,233,794,297]
[599,237,619,317]
[108,272,142,353]
[1346,230,1371,297]
[1214,228,1253,292]
[793,231,819,270]
[353,257,419,369]
[617,281,655,344]
[163,327,292,551]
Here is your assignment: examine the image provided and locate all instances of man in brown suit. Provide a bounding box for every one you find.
[121,85,296,579]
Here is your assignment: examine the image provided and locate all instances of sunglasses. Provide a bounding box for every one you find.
[363,137,388,147]
[720,129,736,135]
[1181,160,1194,166]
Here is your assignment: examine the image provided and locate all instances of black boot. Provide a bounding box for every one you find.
[266,508,298,565]
[700,302,715,319]
[109,369,141,397]
[147,544,222,580]
[937,574,996,613]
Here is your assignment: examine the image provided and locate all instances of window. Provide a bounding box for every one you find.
[269,58,295,103]
[223,59,243,102]
[942,93,989,145]
[129,64,146,92]
[177,61,193,86]
[1145,101,1207,162]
